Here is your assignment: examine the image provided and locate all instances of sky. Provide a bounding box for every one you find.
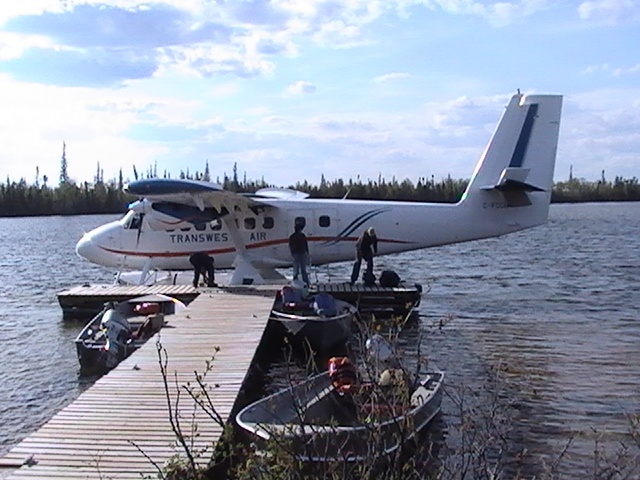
[0,0,639,188]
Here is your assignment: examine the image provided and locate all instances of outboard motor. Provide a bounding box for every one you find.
[100,309,131,369]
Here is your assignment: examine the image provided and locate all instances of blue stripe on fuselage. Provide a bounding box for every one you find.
[323,208,389,245]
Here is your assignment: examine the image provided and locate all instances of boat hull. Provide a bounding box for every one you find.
[74,294,181,375]
[270,299,356,352]
[236,369,444,462]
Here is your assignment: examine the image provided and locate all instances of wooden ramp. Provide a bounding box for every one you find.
[1,291,275,479]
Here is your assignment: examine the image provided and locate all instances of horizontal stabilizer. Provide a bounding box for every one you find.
[480,167,546,193]
[481,166,550,206]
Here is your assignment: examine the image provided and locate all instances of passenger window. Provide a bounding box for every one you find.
[319,215,330,227]
[263,216,274,229]
[211,219,222,231]
[180,227,191,232]
[244,218,256,230]
[194,223,206,231]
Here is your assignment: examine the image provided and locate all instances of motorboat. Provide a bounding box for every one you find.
[270,286,358,352]
[74,294,185,374]
[235,354,444,462]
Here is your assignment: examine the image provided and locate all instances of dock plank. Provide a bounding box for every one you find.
[3,291,274,480]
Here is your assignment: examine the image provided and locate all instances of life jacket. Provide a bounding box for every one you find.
[328,356,357,394]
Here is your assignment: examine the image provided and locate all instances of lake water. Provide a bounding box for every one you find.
[0,203,639,478]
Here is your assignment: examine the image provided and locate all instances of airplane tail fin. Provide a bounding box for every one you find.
[460,93,562,225]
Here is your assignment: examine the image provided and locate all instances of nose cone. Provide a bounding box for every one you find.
[76,232,95,261]
[75,221,124,268]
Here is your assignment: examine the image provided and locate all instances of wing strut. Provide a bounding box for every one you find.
[221,201,286,285]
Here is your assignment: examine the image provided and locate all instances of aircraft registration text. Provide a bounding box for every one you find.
[482,202,508,209]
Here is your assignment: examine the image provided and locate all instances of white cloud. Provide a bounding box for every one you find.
[284,80,317,97]
[0,0,63,26]
[578,0,640,24]
[581,63,640,77]
[0,0,557,88]
[612,64,640,77]
[0,32,57,60]
[0,73,188,183]
[373,72,411,83]
[581,63,610,75]
[432,0,549,26]
[0,1,639,187]
[159,43,276,79]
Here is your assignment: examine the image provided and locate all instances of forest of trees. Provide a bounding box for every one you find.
[1,152,639,217]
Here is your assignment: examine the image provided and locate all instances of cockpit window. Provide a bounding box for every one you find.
[122,211,144,230]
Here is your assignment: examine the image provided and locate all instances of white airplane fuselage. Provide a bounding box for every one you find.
[76,93,563,281]
[76,193,549,271]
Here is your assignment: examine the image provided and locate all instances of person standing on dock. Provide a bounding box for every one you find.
[189,252,217,288]
[289,221,310,285]
[350,227,378,285]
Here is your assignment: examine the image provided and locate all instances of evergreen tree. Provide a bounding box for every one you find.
[59,141,69,185]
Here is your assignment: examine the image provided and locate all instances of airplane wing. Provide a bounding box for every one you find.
[123,179,310,226]
[125,179,309,207]
[124,178,267,210]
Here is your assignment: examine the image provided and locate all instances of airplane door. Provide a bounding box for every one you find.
[289,209,340,265]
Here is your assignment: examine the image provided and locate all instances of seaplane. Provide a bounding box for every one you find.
[76,92,563,286]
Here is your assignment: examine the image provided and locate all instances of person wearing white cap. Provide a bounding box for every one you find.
[350,227,378,285]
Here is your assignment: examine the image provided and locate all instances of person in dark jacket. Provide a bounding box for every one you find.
[289,222,310,285]
[350,227,378,285]
[189,252,217,288]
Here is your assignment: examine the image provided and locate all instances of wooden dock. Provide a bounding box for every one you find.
[313,282,423,316]
[1,290,276,479]
[58,284,200,318]
[57,281,423,320]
